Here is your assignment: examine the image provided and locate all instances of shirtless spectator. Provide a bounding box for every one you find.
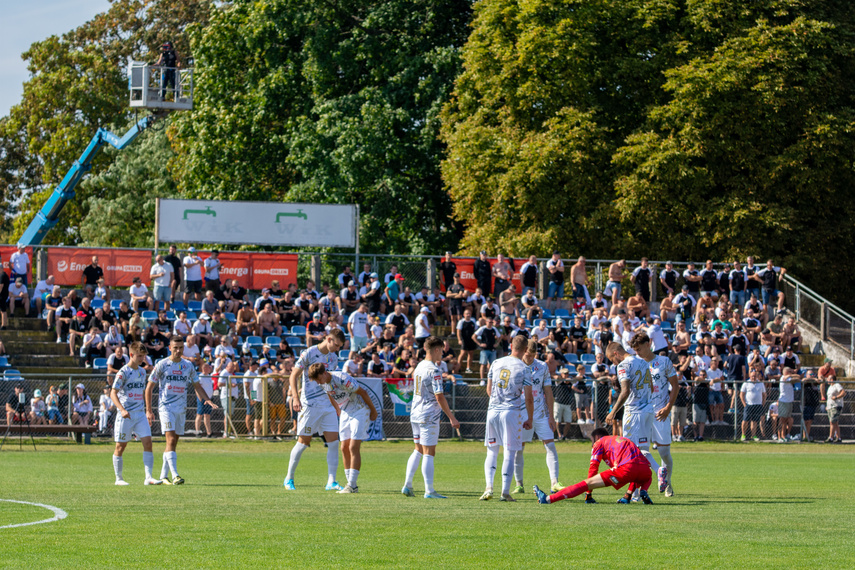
[498,283,518,323]
[659,261,679,296]
[626,292,649,319]
[236,303,257,336]
[492,254,512,298]
[659,290,677,322]
[672,321,691,356]
[520,289,541,320]
[630,258,654,302]
[570,256,591,306]
[258,304,283,338]
[603,260,628,305]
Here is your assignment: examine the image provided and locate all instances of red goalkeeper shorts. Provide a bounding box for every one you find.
[598,461,651,490]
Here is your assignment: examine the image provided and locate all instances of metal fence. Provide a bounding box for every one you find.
[782,275,855,358]
[4,375,852,443]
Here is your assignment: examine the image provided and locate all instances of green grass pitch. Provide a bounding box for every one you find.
[1,439,853,568]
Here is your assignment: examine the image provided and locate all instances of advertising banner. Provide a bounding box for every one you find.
[450,257,526,294]
[158,199,357,248]
[384,378,414,416]
[193,251,298,291]
[47,248,152,287]
[0,246,33,278]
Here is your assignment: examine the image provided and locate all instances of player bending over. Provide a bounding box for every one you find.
[309,364,378,493]
[631,331,679,496]
[402,336,460,499]
[146,336,218,485]
[513,339,562,494]
[111,342,161,486]
[285,329,345,490]
[481,335,534,502]
[533,428,653,505]
[604,341,661,502]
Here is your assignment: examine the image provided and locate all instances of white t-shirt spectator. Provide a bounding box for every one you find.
[673,292,697,308]
[415,312,430,339]
[545,258,563,276]
[197,375,213,400]
[183,343,201,361]
[707,368,724,392]
[740,381,765,405]
[646,324,669,353]
[192,319,212,336]
[777,353,800,368]
[692,354,711,372]
[10,251,29,275]
[778,376,795,403]
[215,344,235,359]
[826,383,845,409]
[204,257,220,280]
[384,312,410,327]
[8,282,27,297]
[370,323,383,340]
[344,359,360,376]
[150,262,173,287]
[467,293,486,306]
[531,326,549,342]
[588,314,608,335]
[107,353,129,370]
[348,311,369,338]
[33,279,51,299]
[621,329,636,354]
[173,320,191,337]
[130,283,149,299]
[183,255,203,281]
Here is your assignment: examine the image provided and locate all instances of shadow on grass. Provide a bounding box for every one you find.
[193,483,281,488]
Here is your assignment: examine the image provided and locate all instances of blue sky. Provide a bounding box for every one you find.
[1,0,112,118]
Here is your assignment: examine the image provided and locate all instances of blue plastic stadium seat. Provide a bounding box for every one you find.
[91,299,105,310]
[554,309,571,319]
[224,312,236,323]
[165,310,176,321]
[142,310,158,321]
[540,309,552,319]
[0,356,9,369]
[188,301,203,312]
[93,358,108,371]
[246,336,263,347]
[110,299,123,311]
[565,354,579,365]
[185,311,197,320]
[290,326,307,337]
[171,301,187,312]
[339,350,350,360]
[3,369,22,379]
[265,336,281,346]
[580,354,596,364]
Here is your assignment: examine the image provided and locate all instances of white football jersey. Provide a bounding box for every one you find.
[296,346,339,410]
[529,358,551,419]
[410,360,444,423]
[112,364,147,412]
[617,354,654,414]
[322,371,366,413]
[647,355,677,411]
[488,356,532,411]
[148,358,199,413]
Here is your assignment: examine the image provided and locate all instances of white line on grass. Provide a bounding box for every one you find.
[0,499,68,529]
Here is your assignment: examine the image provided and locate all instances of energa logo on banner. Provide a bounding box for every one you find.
[220,266,250,277]
[57,261,91,273]
[57,261,68,272]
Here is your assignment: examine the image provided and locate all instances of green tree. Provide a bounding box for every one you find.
[175,0,472,254]
[1,0,213,244]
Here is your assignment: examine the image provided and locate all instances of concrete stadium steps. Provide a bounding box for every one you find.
[799,353,825,367]
[7,317,47,331]
[5,341,70,356]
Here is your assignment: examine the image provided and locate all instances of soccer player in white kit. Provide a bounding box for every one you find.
[111,342,161,486]
[631,331,679,497]
[481,335,534,502]
[285,329,345,490]
[309,364,378,493]
[145,336,218,485]
[605,341,661,493]
[513,339,562,494]
[402,336,460,499]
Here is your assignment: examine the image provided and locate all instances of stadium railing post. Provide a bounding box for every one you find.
[261,376,268,438]
[67,376,73,440]
[592,381,598,428]
[799,384,806,440]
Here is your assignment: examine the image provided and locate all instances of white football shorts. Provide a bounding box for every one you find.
[623,410,654,449]
[114,410,151,442]
[297,406,339,437]
[652,414,671,445]
[158,409,185,436]
[484,409,523,451]
[522,413,553,444]
[412,418,440,447]
[339,407,370,441]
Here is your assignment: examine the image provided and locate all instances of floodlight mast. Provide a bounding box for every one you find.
[18,63,194,246]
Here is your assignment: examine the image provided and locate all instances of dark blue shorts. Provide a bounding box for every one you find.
[196,401,212,415]
[802,405,816,421]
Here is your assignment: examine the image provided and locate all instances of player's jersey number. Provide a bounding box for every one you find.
[634,369,653,391]
[414,374,422,394]
[496,368,511,389]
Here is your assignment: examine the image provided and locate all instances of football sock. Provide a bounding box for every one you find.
[513,450,524,485]
[544,442,559,483]
[548,480,588,503]
[484,447,498,490]
[421,454,435,494]
[113,454,123,481]
[657,445,673,482]
[349,469,359,488]
[405,450,422,488]
[326,440,339,484]
[287,442,308,481]
[641,449,660,472]
[501,450,516,496]
[143,451,154,478]
[166,451,178,478]
[160,453,169,479]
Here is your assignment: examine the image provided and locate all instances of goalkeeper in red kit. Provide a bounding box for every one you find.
[533,427,654,505]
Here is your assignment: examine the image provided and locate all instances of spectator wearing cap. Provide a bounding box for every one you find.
[306,312,325,346]
[202,249,222,294]
[363,272,383,314]
[385,303,411,338]
[672,285,697,322]
[519,255,538,295]
[29,388,47,426]
[384,273,404,310]
[192,313,215,350]
[659,261,679,296]
[446,272,467,329]
[492,254,512,298]
[339,280,360,316]
[8,277,29,317]
[630,257,654,302]
[10,245,30,286]
[71,383,93,426]
[474,251,492,296]
[183,247,204,305]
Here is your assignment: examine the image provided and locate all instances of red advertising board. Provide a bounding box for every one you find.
[451,257,526,294]
[0,246,33,275]
[196,251,298,290]
[47,248,152,287]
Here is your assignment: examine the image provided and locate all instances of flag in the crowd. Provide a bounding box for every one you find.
[384,378,414,416]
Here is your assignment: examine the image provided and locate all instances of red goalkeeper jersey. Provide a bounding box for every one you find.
[587,436,645,478]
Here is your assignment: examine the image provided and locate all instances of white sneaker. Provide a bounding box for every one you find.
[664,484,674,497]
[115,479,130,486]
[577,419,585,425]
[586,419,595,425]
[144,478,163,485]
